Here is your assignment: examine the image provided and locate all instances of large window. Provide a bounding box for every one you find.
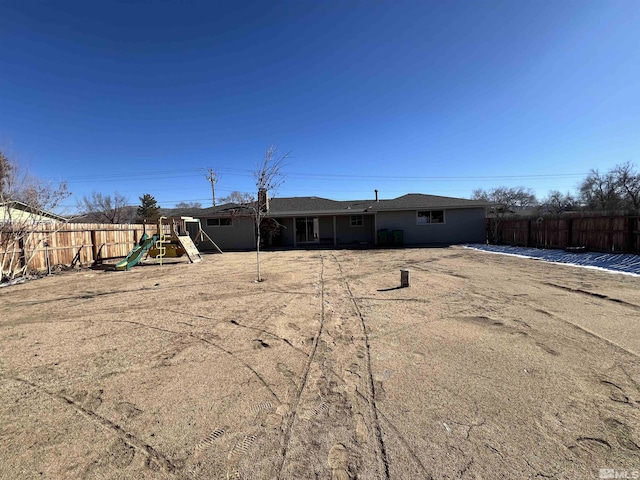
[350,215,363,227]
[206,218,232,227]
[417,210,444,225]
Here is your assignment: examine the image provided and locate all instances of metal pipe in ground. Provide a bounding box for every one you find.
[44,241,51,275]
[400,269,410,287]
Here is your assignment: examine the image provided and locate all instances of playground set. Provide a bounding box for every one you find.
[115,216,221,271]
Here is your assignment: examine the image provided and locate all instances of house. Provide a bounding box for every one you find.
[0,201,67,224]
[196,193,490,250]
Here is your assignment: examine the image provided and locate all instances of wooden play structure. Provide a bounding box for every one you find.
[148,216,202,264]
[115,216,221,271]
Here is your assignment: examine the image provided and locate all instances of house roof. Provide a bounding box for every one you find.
[0,201,67,222]
[199,202,253,215]
[197,194,490,217]
[160,206,208,218]
[367,194,491,212]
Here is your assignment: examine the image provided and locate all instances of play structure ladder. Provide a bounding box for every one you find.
[176,235,202,263]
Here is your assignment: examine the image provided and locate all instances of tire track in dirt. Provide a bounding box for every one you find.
[110,319,281,402]
[5,376,178,475]
[548,316,639,359]
[166,306,308,359]
[331,253,390,480]
[544,282,640,311]
[378,412,432,478]
[529,288,640,358]
[190,333,280,403]
[354,390,432,478]
[275,255,326,479]
[228,319,309,358]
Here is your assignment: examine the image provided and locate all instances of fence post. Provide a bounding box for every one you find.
[609,217,614,251]
[90,229,98,264]
[627,216,635,253]
[567,218,573,248]
[18,236,26,269]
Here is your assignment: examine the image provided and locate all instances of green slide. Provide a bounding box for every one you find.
[115,233,159,271]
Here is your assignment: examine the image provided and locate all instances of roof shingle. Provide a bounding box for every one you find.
[196,193,489,216]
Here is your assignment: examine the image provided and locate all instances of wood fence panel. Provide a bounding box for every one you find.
[531,219,570,248]
[0,222,165,275]
[500,219,529,245]
[571,216,629,252]
[493,213,640,254]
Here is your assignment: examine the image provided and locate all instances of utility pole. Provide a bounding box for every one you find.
[205,168,218,206]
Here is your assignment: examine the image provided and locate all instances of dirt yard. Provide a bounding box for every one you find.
[1,247,639,479]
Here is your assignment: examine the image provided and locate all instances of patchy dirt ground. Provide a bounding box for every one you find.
[1,247,639,479]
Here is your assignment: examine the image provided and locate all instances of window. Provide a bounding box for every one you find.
[350,215,363,227]
[206,218,232,227]
[417,210,444,225]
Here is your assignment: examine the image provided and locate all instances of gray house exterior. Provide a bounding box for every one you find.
[195,194,489,251]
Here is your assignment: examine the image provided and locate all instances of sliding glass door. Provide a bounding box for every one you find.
[295,217,319,243]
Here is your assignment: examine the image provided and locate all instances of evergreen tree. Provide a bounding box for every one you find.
[0,151,12,197]
[137,194,160,220]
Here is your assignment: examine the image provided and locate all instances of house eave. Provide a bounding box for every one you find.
[370,204,491,213]
[267,209,372,217]
[198,209,374,218]
[0,201,67,222]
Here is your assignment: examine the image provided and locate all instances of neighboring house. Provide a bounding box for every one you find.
[196,193,490,251]
[0,201,67,224]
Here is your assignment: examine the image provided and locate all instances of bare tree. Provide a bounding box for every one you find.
[78,191,131,223]
[613,161,640,210]
[251,146,288,282]
[218,191,254,205]
[579,169,622,211]
[578,163,640,211]
[1,151,71,280]
[472,186,538,243]
[579,169,617,210]
[541,190,577,215]
[175,201,202,209]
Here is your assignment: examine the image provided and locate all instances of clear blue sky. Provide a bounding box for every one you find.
[1,0,639,212]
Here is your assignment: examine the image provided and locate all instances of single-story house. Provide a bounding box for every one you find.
[195,193,490,250]
[0,201,67,224]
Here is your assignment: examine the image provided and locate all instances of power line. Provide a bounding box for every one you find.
[63,170,588,185]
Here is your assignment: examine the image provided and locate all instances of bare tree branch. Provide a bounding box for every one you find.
[1,150,71,281]
[472,186,538,243]
[579,169,622,211]
[541,190,577,215]
[218,191,254,205]
[77,191,131,224]
[613,161,640,210]
[251,145,288,282]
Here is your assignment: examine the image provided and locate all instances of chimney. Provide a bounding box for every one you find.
[375,189,379,202]
[258,188,269,212]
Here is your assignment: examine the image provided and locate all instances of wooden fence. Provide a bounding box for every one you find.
[492,213,640,253]
[1,222,165,274]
